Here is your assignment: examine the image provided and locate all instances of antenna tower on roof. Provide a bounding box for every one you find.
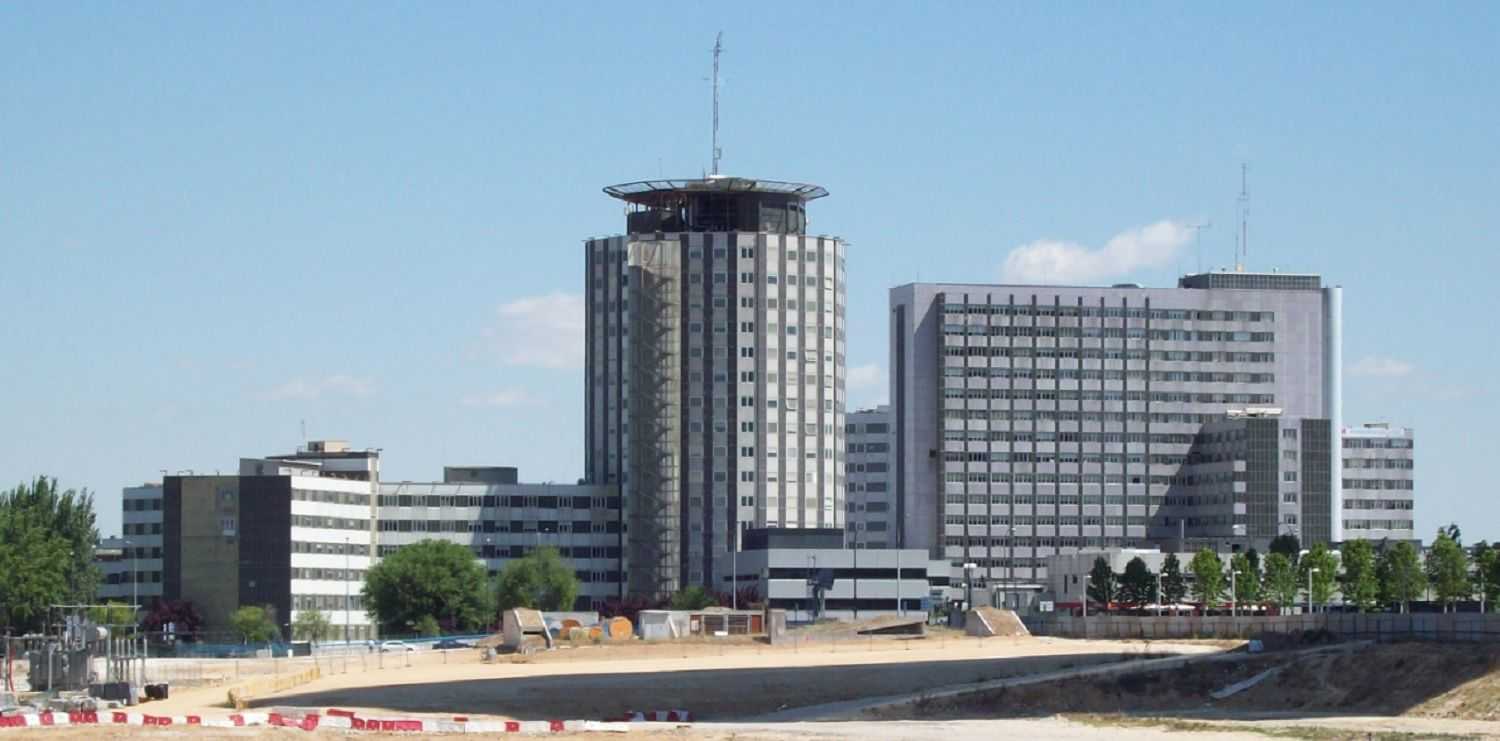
[1236,163,1249,272]
[711,32,724,177]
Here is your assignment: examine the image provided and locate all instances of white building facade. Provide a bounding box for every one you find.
[586,177,847,598]
[1340,423,1416,542]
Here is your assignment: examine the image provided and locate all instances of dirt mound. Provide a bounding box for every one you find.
[966,607,1029,637]
[880,642,1500,722]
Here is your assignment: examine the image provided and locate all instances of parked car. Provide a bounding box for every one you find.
[433,639,472,650]
[379,640,415,653]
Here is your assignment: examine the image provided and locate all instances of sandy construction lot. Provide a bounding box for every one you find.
[136,635,1218,722]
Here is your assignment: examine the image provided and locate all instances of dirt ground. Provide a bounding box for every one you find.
[871,641,1500,723]
[128,634,1212,722]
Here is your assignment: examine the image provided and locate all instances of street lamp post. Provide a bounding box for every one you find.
[966,561,978,615]
[731,522,740,611]
[1308,567,1320,615]
[344,536,351,645]
[1156,570,1164,617]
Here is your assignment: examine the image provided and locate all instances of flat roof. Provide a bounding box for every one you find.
[603,176,828,203]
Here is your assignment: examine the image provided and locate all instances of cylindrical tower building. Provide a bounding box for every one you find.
[585,176,846,598]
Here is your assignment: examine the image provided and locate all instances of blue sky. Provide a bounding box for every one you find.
[2,3,1496,541]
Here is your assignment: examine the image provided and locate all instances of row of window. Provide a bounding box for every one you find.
[944,451,1243,466]
[1343,438,1414,449]
[1343,479,1416,490]
[942,305,1275,322]
[847,482,890,493]
[848,442,890,453]
[944,471,1242,486]
[945,514,1150,526]
[104,571,162,584]
[946,412,1247,429]
[846,501,891,512]
[124,498,163,511]
[945,493,1159,506]
[943,430,1201,444]
[1342,458,1414,469]
[943,389,1277,404]
[943,347,1276,363]
[291,541,370,556]
[122,523,163,535]
[290,568,366,581]
[378,519,623,534]
[944,325,1276,342]
[293,594,365,611]
[1343,498,1415,510]
[1344,519,1415,530]
[943,367,1276,384]
[944,535,1139,549]
[847,422,890,434]
[291,515,369,531]
[291,489,370,506]
[376,494,621,510]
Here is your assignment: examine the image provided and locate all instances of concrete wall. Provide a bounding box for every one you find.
[1025,612,1500,642]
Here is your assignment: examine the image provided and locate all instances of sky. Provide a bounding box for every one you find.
[2,3,1496,542]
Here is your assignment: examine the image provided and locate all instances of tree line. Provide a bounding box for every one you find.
[1087,528,1497,614]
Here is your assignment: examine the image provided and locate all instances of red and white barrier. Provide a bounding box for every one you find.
[0,708,651,733]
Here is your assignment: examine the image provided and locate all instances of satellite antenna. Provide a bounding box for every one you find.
[711,32,724,176]
[1236,163,1249,272]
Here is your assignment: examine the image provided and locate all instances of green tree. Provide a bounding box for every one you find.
[1087,557,1116,608]
[1339,539,1380,612]
[364,539,494,634]
[87,602,137,635]
[415,615,442,637]
[494,546,579,613]
[1426,529,1470,612]
[1118,557,1156,608]
[1160,553,1187,608]
[1230,552,1260,605]
[1475,544,1500,610]
[1189,549,1225,609]
[0,477,101,633]
[230,605,279,643]
[292,609,332,642]
[1377,541,1424,613]
[1269,534,1301,563]
[1262,552,1300,609]
[668,586,719,610]
[1300,543,1338,611]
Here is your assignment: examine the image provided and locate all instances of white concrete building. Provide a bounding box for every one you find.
[1341,423,1416,542]
[98,483,165,607]
[586,176,847,598]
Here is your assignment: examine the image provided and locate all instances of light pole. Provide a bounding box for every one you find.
[731,522,740,611]
[343,536,351,645]
[1308,567,1320,615]
[123,538,138,630]
[963,562,977,613]
[851,524,859,621]
[1156,569,1164,617]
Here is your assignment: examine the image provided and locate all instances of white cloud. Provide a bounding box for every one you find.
[1000,220,1193,285]
[259,374,376,401]
[846,363,888,407]
[1348,356,1416,378]
[461,389,535,408]
[482,292,585,370]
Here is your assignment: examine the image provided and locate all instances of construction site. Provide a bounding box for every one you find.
[4,606,1500,739]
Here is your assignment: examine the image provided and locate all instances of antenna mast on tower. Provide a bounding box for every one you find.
[711,32,724,176]
[1236,163,1249,271]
